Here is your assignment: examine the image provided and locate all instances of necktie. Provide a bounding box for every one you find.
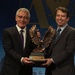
[49,28,61,50]
[55,28,61,39]
[20,30,24,47]
[52,28,61,45]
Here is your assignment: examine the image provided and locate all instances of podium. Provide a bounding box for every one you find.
[32,67,46,75]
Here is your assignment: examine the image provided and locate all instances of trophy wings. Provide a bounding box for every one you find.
[42,26,56,49]
[29,25,41,45]
[29,25,56,52]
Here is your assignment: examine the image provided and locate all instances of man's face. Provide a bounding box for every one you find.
[15,11,30,29]
[55,10,69,27]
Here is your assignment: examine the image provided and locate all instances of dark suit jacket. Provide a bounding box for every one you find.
[1,26,35,75]
[45,26,75,75]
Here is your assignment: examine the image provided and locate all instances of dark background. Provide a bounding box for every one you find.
[0,0,75,71]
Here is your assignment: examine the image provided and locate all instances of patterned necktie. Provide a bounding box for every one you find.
[49,28,61,50]
[20,30,24,47]
[55,28,61,39]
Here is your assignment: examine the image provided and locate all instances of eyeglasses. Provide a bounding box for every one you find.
[17,15,29,19]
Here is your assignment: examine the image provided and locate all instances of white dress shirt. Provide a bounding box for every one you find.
[16,25,26,49]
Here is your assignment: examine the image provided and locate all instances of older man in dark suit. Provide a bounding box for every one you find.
[1,8,36,75]
[42,6,75,75]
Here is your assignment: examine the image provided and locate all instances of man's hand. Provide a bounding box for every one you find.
[22,57,34,64]
[42,58,53,66]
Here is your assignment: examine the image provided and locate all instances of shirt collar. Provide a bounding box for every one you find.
[16,24,26,33]
[57,24,68,31]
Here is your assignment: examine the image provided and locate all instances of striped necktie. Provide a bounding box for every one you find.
[55,28,61,39]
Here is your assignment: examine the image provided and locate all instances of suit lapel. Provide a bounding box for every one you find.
[51,26,69,49]
[56,26,70,43]
[13,27,23,50]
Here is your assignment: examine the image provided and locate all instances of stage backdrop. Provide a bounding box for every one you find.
[0,0,75,71]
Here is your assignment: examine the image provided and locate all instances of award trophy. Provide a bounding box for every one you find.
[29,25,55,63]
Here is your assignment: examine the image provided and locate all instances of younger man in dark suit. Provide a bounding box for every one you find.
[42,6,75,75]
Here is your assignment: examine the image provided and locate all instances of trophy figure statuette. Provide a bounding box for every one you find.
[29,25,55,62]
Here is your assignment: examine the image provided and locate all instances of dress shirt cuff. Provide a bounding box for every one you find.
[50,58,54,63]
[21,57,24,64]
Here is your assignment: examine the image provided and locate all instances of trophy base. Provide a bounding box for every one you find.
[29,52,46,62]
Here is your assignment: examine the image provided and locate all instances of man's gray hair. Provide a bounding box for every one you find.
[16,8,30,18]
